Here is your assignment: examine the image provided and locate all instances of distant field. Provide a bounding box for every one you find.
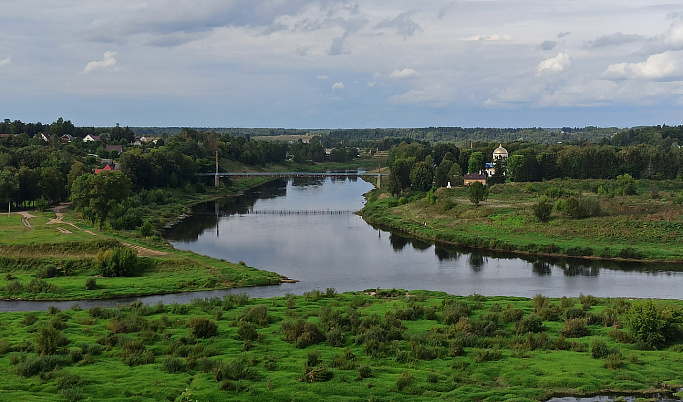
[252,134,315,142]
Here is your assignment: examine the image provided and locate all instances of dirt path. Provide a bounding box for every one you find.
[45,203,168,257]
[16,211,36,228]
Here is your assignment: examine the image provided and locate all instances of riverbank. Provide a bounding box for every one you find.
[0,290,681,401]
[0,159,380,302]
[0,177,284,301]
[360,179,683,263]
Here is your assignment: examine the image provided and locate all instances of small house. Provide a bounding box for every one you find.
[105,145,123,154]
[83,134,100,142]
[464,173,487,186]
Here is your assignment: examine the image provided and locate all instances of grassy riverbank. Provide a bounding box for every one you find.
[361,179,683,263]
[0,157,380,301]
[0,290,681,401]
[0,178,282,301]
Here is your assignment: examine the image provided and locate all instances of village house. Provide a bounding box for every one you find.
[94,161,120,174]
[464,173,487,186]
[105,145,124,154]
[83,134,100,142]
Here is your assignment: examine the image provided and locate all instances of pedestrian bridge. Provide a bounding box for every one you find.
[197,172,388,178]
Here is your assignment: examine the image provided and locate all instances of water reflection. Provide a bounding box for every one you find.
[163,177,683,300]
[532,261,552,276]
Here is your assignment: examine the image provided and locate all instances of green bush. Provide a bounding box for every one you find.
[85,277,97,290]
[188,317,218,339]
[560,318,589,338]
[532,196,553,222]
[514,314,544,334]
[95,247,143,277]
[623,301,682,349]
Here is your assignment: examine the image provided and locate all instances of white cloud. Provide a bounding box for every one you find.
[331,81,344,91]
[390,85,448,105]
[389,68,418,79]
[536,53,570,76]
[367,81,376,87]
[463,34,511,41]
[605,51,682,79]
[0,55,10,67]
[82,51,117,73]
[316,75,329,80]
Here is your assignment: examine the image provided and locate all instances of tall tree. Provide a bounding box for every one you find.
[0,169,19,214]
[410,161,433,191]
[71,172,131,229]
[468,151,484,174]
[468,181,488,206]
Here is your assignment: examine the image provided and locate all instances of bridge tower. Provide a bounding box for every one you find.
[375,151,389,189]
[215,151,220,188]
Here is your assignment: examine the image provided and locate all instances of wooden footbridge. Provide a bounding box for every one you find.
[197,172,388,179]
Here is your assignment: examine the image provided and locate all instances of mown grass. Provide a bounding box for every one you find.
[361,179,683,262]
[0,291,681,401]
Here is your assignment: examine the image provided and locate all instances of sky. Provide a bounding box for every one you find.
[1,1,682,129]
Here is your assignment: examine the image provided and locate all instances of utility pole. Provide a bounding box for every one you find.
[215,151,219,188]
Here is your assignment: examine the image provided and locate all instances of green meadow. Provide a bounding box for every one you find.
[0,290,681,401]
[362,179,683,263]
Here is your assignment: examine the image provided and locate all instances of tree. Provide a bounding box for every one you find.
[448,163,464,186]
[71,171,131,229]
[468,151,484,174]
[468,181,488,206]
[0,169,19,213]
[487,158,506,184]
[409,161,433,191]
[391,158,414,193]
[435,158,454,187]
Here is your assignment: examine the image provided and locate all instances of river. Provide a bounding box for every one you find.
[163,176,683,300]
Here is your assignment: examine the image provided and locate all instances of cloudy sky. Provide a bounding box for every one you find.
[1,1,682,128]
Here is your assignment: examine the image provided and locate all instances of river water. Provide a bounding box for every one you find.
[2,176,682,313]
[163,176,683,300]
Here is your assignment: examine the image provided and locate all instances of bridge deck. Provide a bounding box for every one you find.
[197,172,388,177]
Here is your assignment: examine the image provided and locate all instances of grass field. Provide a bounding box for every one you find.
[0,198,280,301]
[0,290,681,401]
[361,179,683,263]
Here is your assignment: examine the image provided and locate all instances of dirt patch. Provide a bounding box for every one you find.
[16,211,36,228]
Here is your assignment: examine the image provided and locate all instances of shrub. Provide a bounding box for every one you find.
[37,264,59,279]
[514,314,544,334]
[532,196,553,222]
[239,305,271,327]
[560,318,589,338]
[236,321,258,342]
[35,326,68,355]
[358,365,372,379]
[95,247,140,277]
[501,307,525,323]
[188,317,218,339]
[85,277,97,290]
[62,387,84,402]
[163,357,187,373]
[623,301,682,349]
[472,348,503,363]
[281,319,324,348]
[396,371,414,391]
